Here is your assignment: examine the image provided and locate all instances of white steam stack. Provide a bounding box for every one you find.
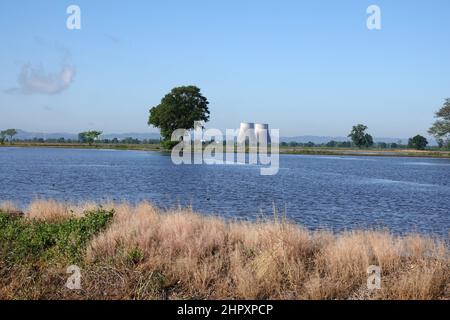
[237,122,256,145]
[255,123,271,144]
[237,122,271,144]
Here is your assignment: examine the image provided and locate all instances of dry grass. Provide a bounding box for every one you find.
[0,201,19,213]
[0,200,448,300]
[26,199,102,221]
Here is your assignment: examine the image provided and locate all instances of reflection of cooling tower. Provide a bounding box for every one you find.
[255,123,271,144]
[237,122,256,145]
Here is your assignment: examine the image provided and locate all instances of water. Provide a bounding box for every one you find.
[1,147,449,237]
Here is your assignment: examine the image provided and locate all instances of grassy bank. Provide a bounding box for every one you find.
[0,200,448,300]
[2,142,450,158]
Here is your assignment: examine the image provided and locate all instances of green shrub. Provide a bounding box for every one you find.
[0,210,114,265]
[127,247,144,265]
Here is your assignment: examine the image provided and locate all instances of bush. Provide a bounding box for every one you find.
[0,210,114,265]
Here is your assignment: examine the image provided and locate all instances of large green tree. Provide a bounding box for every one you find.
[348,124,374,148]
[148,86,210,147]
[78,131,102,146]
[428,98,450,148]
[408,135,428,150]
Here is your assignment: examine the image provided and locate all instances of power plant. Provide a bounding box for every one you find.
[237,122,271,144]
[255,123,271,144]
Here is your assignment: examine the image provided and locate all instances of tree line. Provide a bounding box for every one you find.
[2,93,449,150]
[280,140,408,149]
[346,124,429,150]
[343,98,450,150]
[0,129,160,146]
[147,86,450,151]
[77,131,159,145]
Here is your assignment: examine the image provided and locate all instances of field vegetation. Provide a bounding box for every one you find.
[0,200,448,300]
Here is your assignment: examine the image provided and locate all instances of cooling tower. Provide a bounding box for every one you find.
[237,122,257,145]
[255,123,271,144]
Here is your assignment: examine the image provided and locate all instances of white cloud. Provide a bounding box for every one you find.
[6,63,76,95]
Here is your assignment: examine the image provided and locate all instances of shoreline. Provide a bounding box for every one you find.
[2,142,450,159]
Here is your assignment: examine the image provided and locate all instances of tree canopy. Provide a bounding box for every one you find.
[78,131,102,145]
[428,98,450,147]
[0,129,17,144]
[0,131,6,145]
[148,86,210,144]
[348,124,374,148]
[408,135,428,150]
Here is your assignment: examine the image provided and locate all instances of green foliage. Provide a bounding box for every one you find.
[429,98,450,148]
[0,129,17,144]
[161,140,180,150]
[408,135,428,150]
[0,210,114,265]
[148,86,210,147]
[348,124,374,148]
[121,137,140,144]
[78,130,103,145]
[0,131,5,145]
[127,248,144,265]
[337,141,352,148]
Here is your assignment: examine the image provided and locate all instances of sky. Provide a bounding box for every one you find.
[0,0,449,139]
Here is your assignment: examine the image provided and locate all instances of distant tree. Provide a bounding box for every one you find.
[428,98,450,148]
[378,142,387,149]
[337,141,351,148]
[78,131,102,146]
[78,133,85,143]
[1,129,17,144]
[348,124,374,148]
[436,139,445,148]
[122,137,140,144]
[148,86,210,148]
[6,129,17,142]
[408,135,428,150]
[390,143,398,149]
[366,135,374,147]
[280,142,288,147]
[305,141,315,147]
[32,137,44,143]
[289,141,298,147]
[326,140,337,147]
[0,131,6,145]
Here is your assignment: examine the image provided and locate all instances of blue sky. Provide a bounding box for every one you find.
[0,0,449,138]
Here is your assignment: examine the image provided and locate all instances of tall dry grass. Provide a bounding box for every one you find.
[0,200,448,300]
